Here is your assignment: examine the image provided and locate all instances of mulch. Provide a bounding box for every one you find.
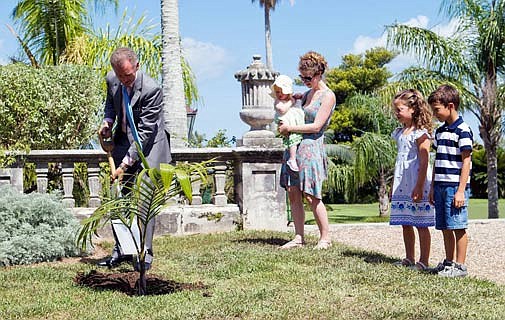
[74,270,209,296]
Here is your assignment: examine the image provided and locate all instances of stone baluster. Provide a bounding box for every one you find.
[61,162,75,208]
[35,162,49,194]
[87,161,101,207]
[212,162,228,206]
[190,173,202,205]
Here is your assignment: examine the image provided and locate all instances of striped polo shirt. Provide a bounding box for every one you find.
[433,116,473,187]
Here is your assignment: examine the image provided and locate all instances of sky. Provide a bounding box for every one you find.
[0,0,480,142]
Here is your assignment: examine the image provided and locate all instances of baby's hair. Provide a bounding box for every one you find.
[273,84,292,98]
[298,51,328,76]
[427,84,460,110]
[393,89,433,134]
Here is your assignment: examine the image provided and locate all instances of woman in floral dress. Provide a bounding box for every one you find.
[278,51,335,250]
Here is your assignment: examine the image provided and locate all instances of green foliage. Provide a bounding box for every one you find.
[0,63,103,153]
[326,47,396,104]
[0,185,80,266]
[206,129,236,148]
[11,0,119,66]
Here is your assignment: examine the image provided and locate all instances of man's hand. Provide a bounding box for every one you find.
[99,121,113,139]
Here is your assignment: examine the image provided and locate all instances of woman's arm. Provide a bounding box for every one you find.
[278,91,335,135]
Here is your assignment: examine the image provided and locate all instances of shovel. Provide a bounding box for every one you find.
[98,131,141,256]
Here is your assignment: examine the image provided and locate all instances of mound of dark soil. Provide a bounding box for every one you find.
[74,270,209,296]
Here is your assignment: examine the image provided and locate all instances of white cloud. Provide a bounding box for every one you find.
[182,38,232,81]
[352,15,430,54]
[351,16,459,73]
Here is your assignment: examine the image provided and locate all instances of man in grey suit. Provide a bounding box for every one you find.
[97,47,171,269]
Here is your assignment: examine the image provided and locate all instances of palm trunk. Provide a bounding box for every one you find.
[161,0,188,148]
[480,74,501,218]
[264,6,273,70]
[377,170,389,217]
[137,266,147,295]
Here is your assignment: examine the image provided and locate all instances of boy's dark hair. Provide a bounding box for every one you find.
[428,84,460,110]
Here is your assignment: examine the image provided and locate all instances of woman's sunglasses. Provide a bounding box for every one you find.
[299,74,317,83]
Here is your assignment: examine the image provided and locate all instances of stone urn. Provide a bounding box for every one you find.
[234,55,281,146]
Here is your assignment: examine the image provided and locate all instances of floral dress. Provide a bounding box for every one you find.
[390,127,435,227]
[280,89,334,199]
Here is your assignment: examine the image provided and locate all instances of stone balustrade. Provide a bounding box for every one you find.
[2,146,287,236]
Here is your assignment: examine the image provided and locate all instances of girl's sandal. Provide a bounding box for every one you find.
[279,239,305,249]
[313,240,332,250]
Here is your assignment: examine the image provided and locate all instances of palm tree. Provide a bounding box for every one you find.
[325,94,397,216]
[251,0,294,70]
[78,146,211,295]
[60,9,199,108]
[385,0,505,218]
[160,0,188,148]
[11,0,118,66]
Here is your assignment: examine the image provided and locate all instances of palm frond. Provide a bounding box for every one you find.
[353,132,396,186]
[385,23,472,79]
[325,144,354,164]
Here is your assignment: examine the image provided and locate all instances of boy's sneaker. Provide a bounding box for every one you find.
[438,262,468,278]
[427,259,453,274]
[287,159,299,172]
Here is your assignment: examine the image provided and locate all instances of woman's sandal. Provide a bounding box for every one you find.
[313,240,332,250]
[393,258,415,267]
[279,239,305,249]
[410,261,429,271]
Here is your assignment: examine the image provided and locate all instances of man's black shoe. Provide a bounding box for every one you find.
[96,255,132,268]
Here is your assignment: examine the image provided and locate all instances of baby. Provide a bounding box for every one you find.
[270,75,304,172]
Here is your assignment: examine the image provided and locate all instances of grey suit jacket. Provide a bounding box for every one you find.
[104,70,171,169]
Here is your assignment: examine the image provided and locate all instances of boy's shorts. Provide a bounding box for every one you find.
[433,184,470,230]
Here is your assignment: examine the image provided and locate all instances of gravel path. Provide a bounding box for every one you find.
[304,219,505,285]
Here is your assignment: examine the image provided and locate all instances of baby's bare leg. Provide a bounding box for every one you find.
[288,143,297,161]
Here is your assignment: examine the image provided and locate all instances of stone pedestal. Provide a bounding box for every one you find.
[235,159,287,231]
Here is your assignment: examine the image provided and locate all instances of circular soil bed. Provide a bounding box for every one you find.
[75,270,208,296]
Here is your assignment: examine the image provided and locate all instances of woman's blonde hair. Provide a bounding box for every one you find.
[393,89,433,134]
[298,51,328,76]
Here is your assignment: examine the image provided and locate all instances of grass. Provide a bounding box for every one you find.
[304,199,505,224]
[2,230,505,319]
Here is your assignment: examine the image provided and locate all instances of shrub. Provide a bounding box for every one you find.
[0,185,80,266]
[0,63,103,157]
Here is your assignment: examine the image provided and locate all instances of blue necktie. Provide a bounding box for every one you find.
[122,85,142,150]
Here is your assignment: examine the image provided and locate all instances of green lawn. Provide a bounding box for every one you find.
[2,230,505,319]
[304,199,505,224]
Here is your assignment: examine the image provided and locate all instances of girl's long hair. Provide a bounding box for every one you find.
[393,89,433,134]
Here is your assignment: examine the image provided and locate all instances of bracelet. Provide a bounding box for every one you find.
[119,163,129,171]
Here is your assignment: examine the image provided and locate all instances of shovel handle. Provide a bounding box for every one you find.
[107,152,116,173]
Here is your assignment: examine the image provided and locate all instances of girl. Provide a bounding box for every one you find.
[390,89,435,270]
[271,75,304,172]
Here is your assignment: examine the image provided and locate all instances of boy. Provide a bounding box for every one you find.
[428,84,473,277]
